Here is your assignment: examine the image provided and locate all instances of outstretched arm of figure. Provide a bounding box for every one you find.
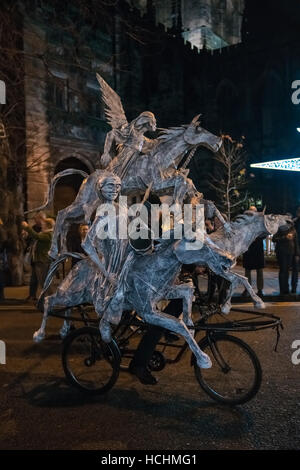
[81,220,116,285]
[214,207,232,236]
[100,130,115,167]
[100,129,126,167]
[203,200,231,236]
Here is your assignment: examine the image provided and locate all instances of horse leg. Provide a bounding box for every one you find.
[33,295,53,342]
[59,308,73,339]
[33,261,92,341]
[215,270,265,314]
[34,294,74,342]
[166,284,195,335]
[229,272,265,309]
[49,207,70,259]
[142,308,211,368]
[218,275,236,314]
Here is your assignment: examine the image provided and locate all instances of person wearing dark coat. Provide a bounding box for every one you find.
[242,206,265,297]
[272,223,300,295]
[293,206,300,291]
[243,236,265,296]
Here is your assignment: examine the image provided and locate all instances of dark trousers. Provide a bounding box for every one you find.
[277,253,294,294]
[0,269,5,300]
[245,268,264,291]
[29,264,38,297]
[291,257,298,293]
[207,273,230,304]
[132,299,183,368]
[31,262,50,293]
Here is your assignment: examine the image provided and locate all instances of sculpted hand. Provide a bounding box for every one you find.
[107,273,117,286]
[223,222,232,238]
[100,152,112,167]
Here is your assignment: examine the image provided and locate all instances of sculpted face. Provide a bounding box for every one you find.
[99,178,121,201]
[135,112,157,133]
[147,116,157,132]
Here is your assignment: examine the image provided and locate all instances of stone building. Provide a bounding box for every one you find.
[3,0,300,219]
[129,0,244,50]
[23,1,115,214]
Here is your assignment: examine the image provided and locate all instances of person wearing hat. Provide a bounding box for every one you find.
[272,220,300,295]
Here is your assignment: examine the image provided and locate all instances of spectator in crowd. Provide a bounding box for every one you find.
[272,221,299,295]
[294,206,300,241]
[66,223,89,266]
[0,218,7,301]
[293,206,300,290]
[21,217,55,299]
[23,212,45,301]
[242,206,265,298]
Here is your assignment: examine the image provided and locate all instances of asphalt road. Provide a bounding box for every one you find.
[0,302,299,450]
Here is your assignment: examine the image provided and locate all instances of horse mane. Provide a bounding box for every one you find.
[230,213,262,229]
[157,125,188,142]
[214,213,263,238]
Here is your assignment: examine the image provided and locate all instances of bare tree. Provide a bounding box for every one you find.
[209,135,248,221]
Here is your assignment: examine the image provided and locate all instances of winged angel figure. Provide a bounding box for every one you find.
[96,74,157,176]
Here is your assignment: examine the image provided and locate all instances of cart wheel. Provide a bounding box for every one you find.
[194,333,262,405]
[62,326,120,395]
[148,350,166,372]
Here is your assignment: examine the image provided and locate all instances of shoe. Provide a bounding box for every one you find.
[99,318,112,343]
[257,290,264,298]
[25,296,37,302]
[129,361,158,385]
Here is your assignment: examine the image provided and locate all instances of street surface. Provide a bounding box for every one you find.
[0,301,299,450]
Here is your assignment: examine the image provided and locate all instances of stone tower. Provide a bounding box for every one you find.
[129,0,244,49]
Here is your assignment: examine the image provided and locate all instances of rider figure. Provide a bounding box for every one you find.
[100,111,157,179]
[81,173,132,344]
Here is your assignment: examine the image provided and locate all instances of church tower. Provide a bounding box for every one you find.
[128,0,244,50]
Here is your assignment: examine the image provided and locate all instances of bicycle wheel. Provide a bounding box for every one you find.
[194,333,262,405]
[62,326,121,394]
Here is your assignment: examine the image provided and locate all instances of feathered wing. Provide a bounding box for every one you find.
[96,73,128,129]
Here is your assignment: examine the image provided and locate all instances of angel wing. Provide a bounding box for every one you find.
[96,73,128,129]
